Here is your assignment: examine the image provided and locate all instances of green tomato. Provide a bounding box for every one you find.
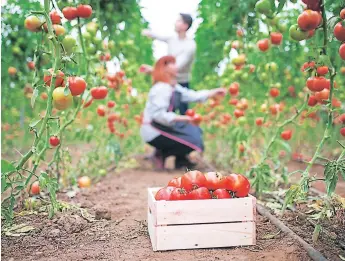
[83,31,92,42]
[270,62,278,72]
[222,78,231,86]
[86,44,96,55]
[261,72,268,81]
[233,70,242,79]
[86,22,98,35]
[40,53,50,65]
[278,23,287,33]
[275,82,282,89]
[240,72,249,81]
[255,0,273,16]
[290,0,297,3]
[62,35,76,54]
[237,117,247,126]
[108,40,115,50]
[289,24,308,41]
[98,169,106,176]
[93,37,102,47]
[12,46,22,55]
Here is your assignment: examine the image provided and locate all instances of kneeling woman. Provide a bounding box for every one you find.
[140,56,226,170]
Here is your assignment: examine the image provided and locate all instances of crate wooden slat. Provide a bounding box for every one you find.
[147,187,256,251]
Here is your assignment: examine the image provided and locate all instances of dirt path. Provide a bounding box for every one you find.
[2,168,310,261]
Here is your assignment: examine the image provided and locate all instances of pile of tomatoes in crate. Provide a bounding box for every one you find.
[155,170,250,201]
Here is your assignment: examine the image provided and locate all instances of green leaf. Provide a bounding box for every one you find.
[277,0,286,13]
[1,176,8,193]
[29,118,41,128]
[31,88,39,108]
[312,224,321,243]
[1,160,16,174]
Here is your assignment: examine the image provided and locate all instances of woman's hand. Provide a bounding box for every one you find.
[209,88,227,98]
[174,115,193,123]
[139,64,153,74]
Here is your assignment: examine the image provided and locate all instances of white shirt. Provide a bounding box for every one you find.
[151,33,196,83]
[140,82,210,142]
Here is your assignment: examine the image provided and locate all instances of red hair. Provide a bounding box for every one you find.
[152,55,176,84]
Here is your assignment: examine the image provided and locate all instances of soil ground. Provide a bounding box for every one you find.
[2,168,311,261]
[2,149,345,261]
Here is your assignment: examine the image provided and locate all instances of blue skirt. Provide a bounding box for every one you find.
[151,121,204,152]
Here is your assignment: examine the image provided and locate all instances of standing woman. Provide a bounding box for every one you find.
[140,56,226,170]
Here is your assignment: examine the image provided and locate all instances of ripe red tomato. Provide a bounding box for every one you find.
[340,127,345,137]
[192,114,202,125]
[155,186,175,201]
[107,100,116,108]
[332,98,341,108]
[257,39,270,52]
[307,29,315,39]
[186,109,195,117]
[168,177,182,187]
[238,144,245,153]
[181,170,207,191]
[306,76,329,92]
[281,130,293,140]
[270,32,283,45]
[189,187,212,200]
[234,109,244,118]
[170,188,189,200]
[204,172,224,190]
[236,29,244,37]
[288,86,295,96]
[308,95,318,107]
[297,10,321,31]
[222,174,250,198]
[108,113,120,122]
[334,22,345,42]
[91,86,108,99]
[30,181,40,195]
[301,61,315,72]
[44,69,65,87]
[82,98,93,108]
[315,89,329,103]
[49,136,60,146]
[229,82,240,95]
[341,9,345,20]
[339,114,345,124]
[255,117,264,126]
[97,105,106,116]
[62,7,78,20]
[50,10,61,24]
[77,4,93,18]
[229,98,238,106]
[27,61,35,70]
[68,76,86,96]
[24,16,41,32]
[316,66,328,76]
[212,189,231,199]
[339,43,345,60]
[269,87,280,98]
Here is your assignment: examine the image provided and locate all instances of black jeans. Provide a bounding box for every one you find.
[178,82,189,115]
[148,135,193,160]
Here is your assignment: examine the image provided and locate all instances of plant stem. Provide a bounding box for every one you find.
[259,98,308,165]
[77,17,89,78]
[301,0,335,180]
[16,0,61,171]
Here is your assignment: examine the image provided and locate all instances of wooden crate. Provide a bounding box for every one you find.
[147,187,256,251]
